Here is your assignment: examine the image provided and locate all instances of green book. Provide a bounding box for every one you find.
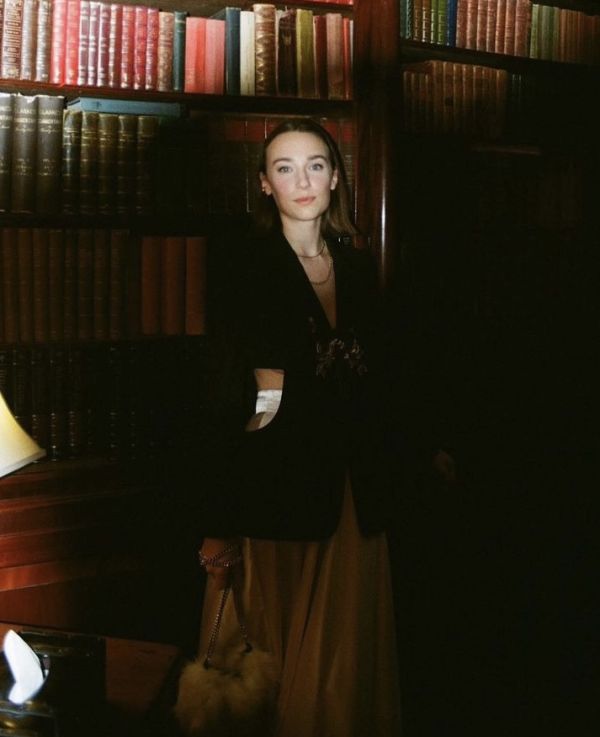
[529,4,539,59]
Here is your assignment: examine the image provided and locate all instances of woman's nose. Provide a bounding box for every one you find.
[296,168,310,187]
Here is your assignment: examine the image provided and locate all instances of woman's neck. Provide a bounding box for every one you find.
[281,221,323,258]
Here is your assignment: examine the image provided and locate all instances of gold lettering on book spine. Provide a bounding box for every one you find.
[253,4,276,96]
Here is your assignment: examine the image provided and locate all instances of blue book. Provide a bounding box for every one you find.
[67,98,184,118]
[446,0,457,47]
[173,11,187,92]
[212,6,241,96]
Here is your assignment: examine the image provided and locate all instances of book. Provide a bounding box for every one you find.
[185,235,207,335]
[1,0,24,79]
[34,0,52,81]
[313,13,327,98]
[2,228,19,344]
[96,1,111,86]
[160,235,185,336]
[47,228,65,342]
[92,228,109,340]
[108,228,127,340]
[342,17,353,99]
[326,13,344,99]
[140,234,161,335]
[120,4,135,88]
[30,345,49,449]
[17,227,33,343]
[97,112,119,215]
[0,92,14,213]
[68,96,184,117]
[135,113,159,215]
[239,9,255,96]
[49,0,67,84]
[48,343,68,459]
[184,16,206,94]
[296,8,315,98]
[107,2,122,88]
[62,228,77,340]
[212,6,240,96]
[64,0,81,85]
[86,1,100,86]
[77,0,90,85]
[11,94,38,214]
[35,94,64,214]
[278,8,297,97]
[254,3,277,96]
[133,4,147,89]
[515,0,531,57]
[172,9,186,92]
[494,0,506,53]
[19,0,38,80]
[157,10,174,92]
[79,110,99,215]
[144,6,159,90]
[116,113,136,215]
[77,228,94,340]
[32,228,49,343]
[503,0,516,55]
[62,108,82,214]
[205,18,225,95]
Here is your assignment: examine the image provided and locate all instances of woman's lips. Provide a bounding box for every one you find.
[294,197,316,205]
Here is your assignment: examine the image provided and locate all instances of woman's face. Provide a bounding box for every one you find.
[260,131,338,228]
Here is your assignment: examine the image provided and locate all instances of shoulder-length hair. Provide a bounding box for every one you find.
[253,118,357,238]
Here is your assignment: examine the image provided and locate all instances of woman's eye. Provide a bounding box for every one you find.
[277,165,292,173]
[310,163,324,171]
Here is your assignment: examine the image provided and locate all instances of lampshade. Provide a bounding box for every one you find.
[0,392,46,478]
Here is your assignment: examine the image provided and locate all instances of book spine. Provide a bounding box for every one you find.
[79,110,99,215]
[30,345,49,449]
[421,0,430,42]
[326,13,344,100]
[0,93,14,213]
[503,0,516,55]
[34,0,51,81]
[66,343,85,456]
[518,0,533,58]
[144,6,158,90]
[49,0,67,84]
[185,235,207,335]
[32,228,49,342]
[140,235,161,335]
[119,3,134,88]
[86,0,100,86]
[62,228,77,340]
[116,113,136,214]
[277,8,297,97]
[77,228,94,340]
[1,0,24,80]
[48,343,68,459]
[97,112,118,214]
[446,0,457,46]
[222,7,240,96]
[135,113,158,214]
[205,18,225,94]
[61,108,82,214]
[108,228,127,340]
[48,228,65,341]
[239,10,255,96]
[296,8,315,98]
[35,94,65,215]
[96,1,111,86]
[64,0,81,85]
[9,346,31,431]
[254,2,277,96]
[172,9,186,92]
[157,10,174,92]
[17,227,33,343]
[485,0,497,53]
[160,235,185,335]
[494,0,506,53]
[10,94,38,214]
[1,228,19,344]
[465,0,477,49]
[455,0,466,47]
[126,232,140,337]
[475,0,487,50]
[92,228,109,340]
[342,17,352,99]
[184,16,199,93]
[107,2,122,88]
[133,4,147,89]
[77,0,90,85]
[19,0,38,80]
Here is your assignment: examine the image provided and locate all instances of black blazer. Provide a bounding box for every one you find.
[198,231,396,541]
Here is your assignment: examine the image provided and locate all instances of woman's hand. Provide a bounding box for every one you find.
[199,538,242,590]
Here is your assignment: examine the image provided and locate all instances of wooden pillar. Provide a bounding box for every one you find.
[354,0,400,291]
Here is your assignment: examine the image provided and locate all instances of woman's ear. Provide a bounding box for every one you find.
[259,173,271,196]
[330,169,339,190]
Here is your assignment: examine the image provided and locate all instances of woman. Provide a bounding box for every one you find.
[197,119,401,737]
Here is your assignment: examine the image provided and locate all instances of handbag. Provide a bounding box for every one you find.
[174,576,279,737]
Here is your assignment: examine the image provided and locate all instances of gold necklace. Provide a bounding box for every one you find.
[295,240,326,259]
[307,250,333,286]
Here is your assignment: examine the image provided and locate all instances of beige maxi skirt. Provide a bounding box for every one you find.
[198,478,402,737]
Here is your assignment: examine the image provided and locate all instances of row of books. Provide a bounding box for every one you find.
[400,0,599,66]
[401,59,589,141]
[0,94,356,216]
[0,227,207,345]
[0,0,353,99]
[0,338,209,460]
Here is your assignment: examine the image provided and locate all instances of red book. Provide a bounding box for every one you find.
[144,7,159,90]
[86,0,100,86]
[133,5,147,89]
[185,236,207,336]
[513,0,531,57]
[184,16,206,94]
[140,235,161,335]
[204,18,225,95]
[475,0,487,51]
[485,0,497,53]
[503,0,516,56]
[49,0,68,84]
[157,11,174,92]
[160,236,185,336]
[77,0,90,85]
[465,0,478,49]
[97,1,111,86]
[326,13,344,100]
[120,4,135,88]
[64,0,81,86]
[494,0,507,53]
[456,0,467,47]
[107,2,122,87]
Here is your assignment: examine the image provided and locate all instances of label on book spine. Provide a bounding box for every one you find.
[35,0,52,82]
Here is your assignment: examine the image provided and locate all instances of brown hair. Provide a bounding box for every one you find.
[254,118,357,237]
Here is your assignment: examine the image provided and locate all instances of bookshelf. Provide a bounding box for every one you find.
[0,0,362,640]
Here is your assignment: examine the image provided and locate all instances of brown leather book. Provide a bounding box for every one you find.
[61,108,82,214]
[278,8,297,97]
[79,110,99,215]
[117,114,137,215]
[0,92,14,213]
[19,0,38,80]
[48,228,65,342]
[185,235,207,336]
[34,0,53,82]
[1,0,24,79]
[160,235,186,336]
[32,228,50,343]
[253,3,276,96]
[2,227,19,344]
[10,95,38,214]
[17,227,34,344]
[35,94,64,215]
[97,113,119,215]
